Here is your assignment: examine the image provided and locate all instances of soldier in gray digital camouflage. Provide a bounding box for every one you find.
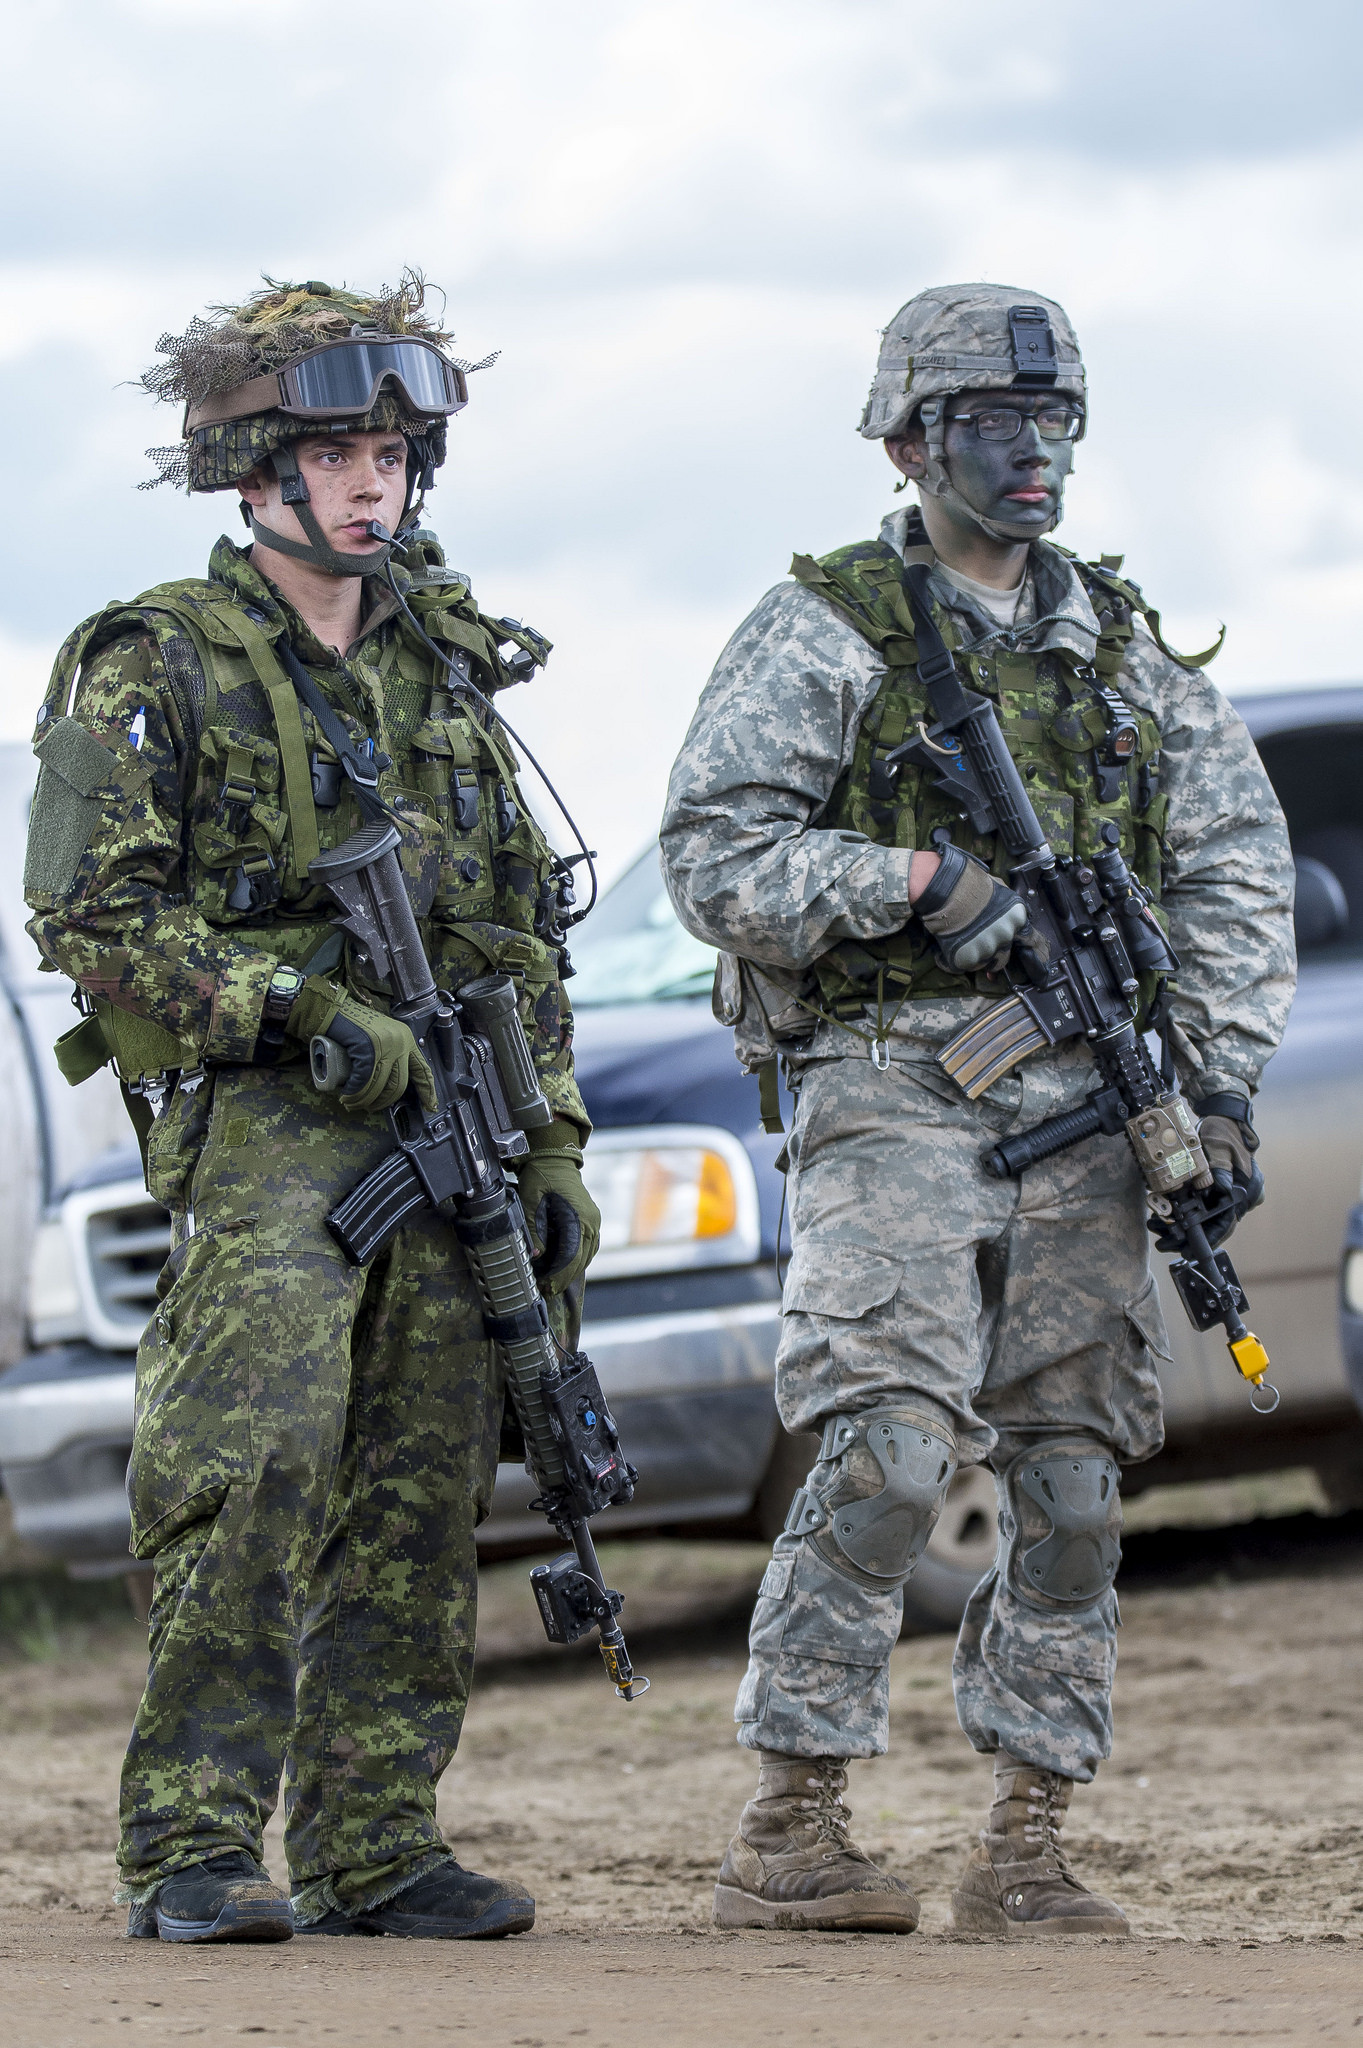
[23,274,599,1942]
[660,283,1295,1935]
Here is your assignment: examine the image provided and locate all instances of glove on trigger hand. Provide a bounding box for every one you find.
[1195,1098,1264,1250]
[914,843,1028,974]
[286,977,436,1116]
[516,1118,602,1296]
[1148,1097,1264,1254]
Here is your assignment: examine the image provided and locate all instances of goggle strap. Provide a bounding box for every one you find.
[187,371,288,431]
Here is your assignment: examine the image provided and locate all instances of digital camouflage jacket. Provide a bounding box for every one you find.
[660,509,1296,1107]
[24,533,588,1132]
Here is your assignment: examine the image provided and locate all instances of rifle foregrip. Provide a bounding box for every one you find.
[982,1100,1106,1179]
[455,1203,568,1493]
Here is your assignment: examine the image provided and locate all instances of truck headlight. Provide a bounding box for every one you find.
[1344,1247,1363,1316]
[581,1124,762,1280]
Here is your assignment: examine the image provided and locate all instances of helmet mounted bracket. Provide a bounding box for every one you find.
[1008,304,1060,387]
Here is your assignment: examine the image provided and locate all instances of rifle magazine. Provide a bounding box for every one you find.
[938,996,1050,1098]
[325,1149,429,1265]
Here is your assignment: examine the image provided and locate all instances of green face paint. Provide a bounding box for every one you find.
[943,391,1078,538]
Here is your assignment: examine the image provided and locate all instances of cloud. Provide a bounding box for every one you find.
[1,0,1361,869]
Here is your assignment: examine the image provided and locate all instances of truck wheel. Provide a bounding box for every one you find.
[755,1428,819,1542]
[900,1464,999,1636]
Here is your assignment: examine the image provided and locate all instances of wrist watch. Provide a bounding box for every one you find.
[253,966,306,1064]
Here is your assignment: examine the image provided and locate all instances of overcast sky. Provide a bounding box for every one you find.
[3,0,1362,878]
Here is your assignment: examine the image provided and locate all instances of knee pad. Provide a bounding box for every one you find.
[1000,1440,1121,1612]
[784,1407,957,1590]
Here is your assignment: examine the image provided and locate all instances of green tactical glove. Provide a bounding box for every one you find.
[914,842,1029,974]
[516,1118,601,1296]
[286,976,437,1116]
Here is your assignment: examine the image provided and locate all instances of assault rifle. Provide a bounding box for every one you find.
[305,822,648,1699]
[891,566,1278,1413]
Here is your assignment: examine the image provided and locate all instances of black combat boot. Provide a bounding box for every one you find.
[951,1752,1129,1937]
[713,1752,920,1932]
[298,1859,535,1940]
[126,1851,293,1943]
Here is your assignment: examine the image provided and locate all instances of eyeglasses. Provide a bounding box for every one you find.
[947,405,1085,442]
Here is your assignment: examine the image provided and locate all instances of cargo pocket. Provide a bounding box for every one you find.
[738,1537,900,1752]
[776,1243,906,1412]
[143,1074,216,1213]
[1019,1627,1117,1687]
[1113,1272,1169,1464]
[781,1243,904,1319]
[128,1219,256,1559]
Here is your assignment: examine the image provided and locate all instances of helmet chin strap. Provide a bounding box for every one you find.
[916,399,1065,546]
[247,442,397,579]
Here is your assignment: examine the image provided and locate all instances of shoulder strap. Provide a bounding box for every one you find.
[1072,556,1225,672]
[218,610,324,878]
[42,608,128,725]
[790,541,918,663]
[898,565,972,723]
[272,639,395,830]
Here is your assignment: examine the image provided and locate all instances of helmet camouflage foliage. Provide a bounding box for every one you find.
[139,270,485,492]
[859,282,1086,443]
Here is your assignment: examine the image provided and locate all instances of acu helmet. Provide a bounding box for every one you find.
[859,282,1086,543]
[139,271,494,577]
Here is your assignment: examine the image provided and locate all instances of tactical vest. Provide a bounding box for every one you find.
[40,536,563,1086]
[791,537,1170,1019]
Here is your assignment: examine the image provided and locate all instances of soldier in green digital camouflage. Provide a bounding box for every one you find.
[661,283,1296,1935]
[23,273,600,1942]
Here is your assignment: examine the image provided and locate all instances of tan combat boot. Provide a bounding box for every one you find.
[951,1752,1129,1937]
[713,1752,920,1933]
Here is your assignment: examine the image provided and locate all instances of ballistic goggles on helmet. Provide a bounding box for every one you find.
[186,335,468,431]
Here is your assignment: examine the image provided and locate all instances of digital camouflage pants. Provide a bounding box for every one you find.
[117,1061,542,1922]
[736,1048,1168,1784]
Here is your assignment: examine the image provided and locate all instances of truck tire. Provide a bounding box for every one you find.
[755,1432,998,1635]
[755,1427,819,1541]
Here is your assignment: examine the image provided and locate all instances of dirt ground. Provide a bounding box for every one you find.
[2,1498,1363,2044]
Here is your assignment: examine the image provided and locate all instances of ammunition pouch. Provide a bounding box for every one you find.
[780,532,1168,1025]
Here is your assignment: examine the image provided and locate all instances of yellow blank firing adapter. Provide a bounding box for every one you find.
[1229,1332,1270,1384]
[1230,1332,1279,1413]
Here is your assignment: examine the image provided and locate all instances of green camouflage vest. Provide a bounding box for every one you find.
[792,536,1170,1018]
[41,537,561,1084]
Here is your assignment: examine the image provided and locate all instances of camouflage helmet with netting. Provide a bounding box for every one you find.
[138,270,492,494]
[859,282,1085,443]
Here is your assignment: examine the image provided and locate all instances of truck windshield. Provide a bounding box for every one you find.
[567,847,716,1007]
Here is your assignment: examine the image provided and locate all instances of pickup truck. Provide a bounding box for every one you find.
[3,682,1363,1630]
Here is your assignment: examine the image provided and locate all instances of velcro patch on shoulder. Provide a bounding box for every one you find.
[25,717,151,899]
[35,715,149,797]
